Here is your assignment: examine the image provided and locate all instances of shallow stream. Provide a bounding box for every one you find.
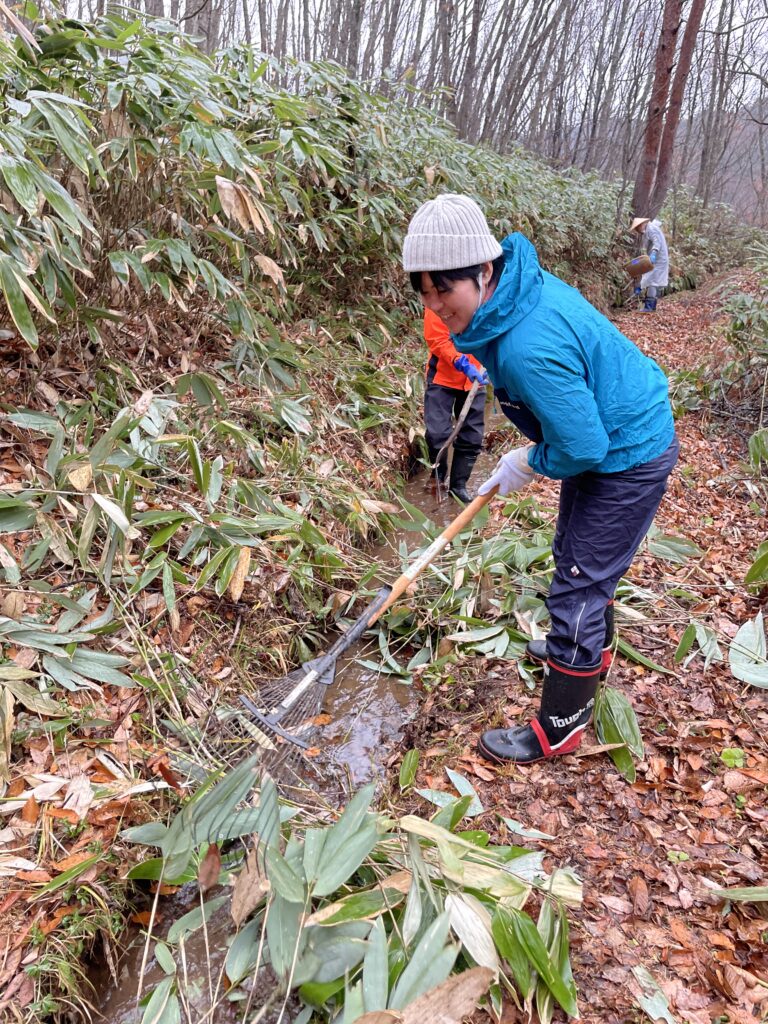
[94,442,500,1022]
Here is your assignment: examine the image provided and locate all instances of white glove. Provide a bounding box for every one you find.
[478,445,535,496]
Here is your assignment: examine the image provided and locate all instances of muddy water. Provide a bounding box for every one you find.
[94,433,504,1022]
[318,446,498,785]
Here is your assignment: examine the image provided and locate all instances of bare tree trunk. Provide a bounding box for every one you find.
[631,0,684,215]
[647,0,706,216]
[256,0,270,52]
[241,0,252,45]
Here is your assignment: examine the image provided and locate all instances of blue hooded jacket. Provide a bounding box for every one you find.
[454,233,675,479]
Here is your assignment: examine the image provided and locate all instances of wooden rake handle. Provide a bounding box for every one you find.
[367,485,499,625]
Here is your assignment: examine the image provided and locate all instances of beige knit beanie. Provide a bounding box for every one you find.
[402,193,503,272]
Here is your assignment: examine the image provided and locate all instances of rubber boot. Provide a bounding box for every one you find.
[478,658,601,764]
[525,602,614,679]
[448,450,478,504]
[641,296,657,312]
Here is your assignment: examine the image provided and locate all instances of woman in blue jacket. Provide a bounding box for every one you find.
[402,194,678,765]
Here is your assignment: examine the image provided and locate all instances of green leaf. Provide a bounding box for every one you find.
[399,748,419,791]
[299,976,346,1009]
[78,504,100,568]
[388,913,457,1009]
[312,817,380,898]
[162,561,176,612]
[744,545,768,586]
[310,885,406,927]
[126,857,196,884]
[445,768,484,817]
[312,784,377,896]
[616,636,673,675]
[504,908,578,1017]
[594,686,643,782]
[647,533,702,564]
[225,917,263,983]
[1,677,65,716]
[500,816,555,841]
[92,493,140,540]
[0,154,39,215]
[266,891,304,980]
[711,885,768,902]
[30,853,101,899]
[166,895,228,944]
[415,787,458,810]
[122,821,170,846]
[265,846,305,904]
[363,917,389,1011]
[431,795,473,831]
[729,611,768,688]
[0,255,39,348]
[719,747,745,769]
[674,622,696,663]
[141,977,180,1024]
[631,965,677,1024]
[300,928,369,984]
[154,943,177,975]
[492,905,533,999]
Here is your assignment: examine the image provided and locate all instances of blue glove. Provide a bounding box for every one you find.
[634,285,642,296]
[650,252,657,265]
[454,354,489,385]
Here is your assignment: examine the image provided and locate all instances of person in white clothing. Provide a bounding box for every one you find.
[630,217,669,312]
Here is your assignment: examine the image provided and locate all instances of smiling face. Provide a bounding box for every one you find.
[417,263,493,335]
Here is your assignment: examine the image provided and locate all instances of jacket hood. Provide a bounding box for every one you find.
[453,233,543,357]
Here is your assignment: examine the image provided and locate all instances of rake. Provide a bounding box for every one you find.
[234,486,498,761]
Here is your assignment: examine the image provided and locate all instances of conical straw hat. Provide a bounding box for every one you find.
[630,217,650,232]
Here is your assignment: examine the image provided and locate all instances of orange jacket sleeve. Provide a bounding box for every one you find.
[424,308,461,365]
[423,309,482,390]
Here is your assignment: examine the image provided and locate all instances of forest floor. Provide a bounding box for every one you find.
[399,277,768,1024]
[1,274,766,1022]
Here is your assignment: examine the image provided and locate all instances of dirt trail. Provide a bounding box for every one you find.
[405,280,768,1024]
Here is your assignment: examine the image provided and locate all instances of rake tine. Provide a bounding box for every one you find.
[239,696,311,749]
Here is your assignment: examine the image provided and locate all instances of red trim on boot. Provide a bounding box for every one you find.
[530,718,585,759]
[530,718,552,756]
[546,659,600,677]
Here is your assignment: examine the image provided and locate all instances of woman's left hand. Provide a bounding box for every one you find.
[478,445,535,496]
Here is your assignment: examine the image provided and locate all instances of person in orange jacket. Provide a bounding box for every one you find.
[423,307,488,502]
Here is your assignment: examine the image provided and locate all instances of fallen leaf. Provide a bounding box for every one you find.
[628,875,650,917]
[131,910,161,926]
[44,807,80,824]
[400,966,494,1024]
[228,546,251,603]
[600,894,633,915]
[21,795,39,824]
[15,869,52,883]
[40,904,79,935]
[51,849,98,873]
[198,843,221,893]
[231,845,270,927]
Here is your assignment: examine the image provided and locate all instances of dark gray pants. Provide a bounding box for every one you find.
[547,436,679,667]
[424,383,485,474]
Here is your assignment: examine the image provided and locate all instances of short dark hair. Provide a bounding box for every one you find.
[410,254,505,294]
